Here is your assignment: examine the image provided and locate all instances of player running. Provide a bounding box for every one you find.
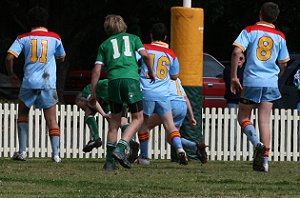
[138,23,188,165]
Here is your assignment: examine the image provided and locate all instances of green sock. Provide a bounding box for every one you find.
[117,139,129,152]
[85,116,100,140]
[106,142,116,162]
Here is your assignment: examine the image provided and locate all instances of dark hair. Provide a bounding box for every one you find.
[260,2,280,23]
[27,6,49,28]
[150,23,167,41]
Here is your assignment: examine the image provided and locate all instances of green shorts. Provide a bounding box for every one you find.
[108,79,142,105]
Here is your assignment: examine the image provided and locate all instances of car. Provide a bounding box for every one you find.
[202,53,226,108]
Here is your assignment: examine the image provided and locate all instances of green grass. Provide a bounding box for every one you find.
[0,158,299,198]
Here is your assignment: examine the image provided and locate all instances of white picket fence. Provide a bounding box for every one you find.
[0,103,299,161]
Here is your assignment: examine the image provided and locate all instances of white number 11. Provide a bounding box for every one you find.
[111,36,132,59]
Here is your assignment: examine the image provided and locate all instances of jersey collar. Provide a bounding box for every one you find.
[256,21,275,29]
[31,27,48,32]
[151,41,169,48]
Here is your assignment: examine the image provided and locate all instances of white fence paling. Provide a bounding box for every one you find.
[1,103,300,161]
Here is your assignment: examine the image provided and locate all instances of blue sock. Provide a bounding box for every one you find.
[243,125,260,146]
[140,140,149,159]
[49,128,60,156]
[51,136,60,156]
[263,156,269,164]
[172,137,183,150]
[17,122,28,154]
[138,132,149,159]
[181,138,196,150]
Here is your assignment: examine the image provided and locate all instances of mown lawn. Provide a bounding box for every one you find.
[0,158,299,197]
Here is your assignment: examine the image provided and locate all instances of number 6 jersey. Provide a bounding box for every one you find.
[233,22,290,87]
[140,41,180,101]
[7,27,66,89]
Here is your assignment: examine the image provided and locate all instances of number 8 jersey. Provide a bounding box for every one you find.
[233,22,290,87]
[7,27,66,89]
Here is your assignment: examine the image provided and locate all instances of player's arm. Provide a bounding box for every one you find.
[139,49,155,82]
[89,63,102,106]
[230,46,244,94]
[279,62,288,77]
[170,57,180,80]
[56,55,65,63]
[5,52,20,87]
[94,101,110,120]
[184,94,197,126]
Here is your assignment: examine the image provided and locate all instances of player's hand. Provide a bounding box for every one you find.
[190,118,197,127]
[103,113,111,120]
[9,74,21,87]
[147,70,156,83]
[88,95,96,107]
[230,78,243,95]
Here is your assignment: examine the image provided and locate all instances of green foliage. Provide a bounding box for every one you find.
[0,158,300,197]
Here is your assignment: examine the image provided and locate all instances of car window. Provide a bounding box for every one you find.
[203,53,225,78]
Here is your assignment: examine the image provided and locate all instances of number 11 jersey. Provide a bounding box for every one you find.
[7,27,65,89]
[95,32,144,81]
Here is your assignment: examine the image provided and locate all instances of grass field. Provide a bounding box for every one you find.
[0,158,299,198]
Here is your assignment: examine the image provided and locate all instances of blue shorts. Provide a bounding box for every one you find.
[171,100,187,128]
[241,86,281,103]
[143,100,171,116]
[19,88,58,109]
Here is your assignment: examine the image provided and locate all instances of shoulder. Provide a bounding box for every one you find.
[17,31,61,40]
[244,24,286,39]
[144,44,177,59]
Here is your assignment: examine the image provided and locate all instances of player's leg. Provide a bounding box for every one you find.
[12,88,35,161]
[38,89,61,162]
[238,87,261,147]
[238,87,265,171]
[257,87,280,172]
[121,106,140,163]
[112,79,143,169]
[157,100,188,165]
[83,106,102,152]
[136,101,155,164]
[114,101,143,168]
[172,100,207,163]
[257,101,272,172]
[12,100,30,161]
[138,113,162,164]
[104,103,122,170]
[76,93,102,152]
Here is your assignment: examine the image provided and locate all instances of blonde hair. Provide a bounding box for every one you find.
[104,15,127,35]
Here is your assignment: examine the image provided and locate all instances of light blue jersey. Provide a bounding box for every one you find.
[169,78,187,128]
[8,27,66,89]
[168,78,186,102]
[140,41,180,101]
[233,22,290,88]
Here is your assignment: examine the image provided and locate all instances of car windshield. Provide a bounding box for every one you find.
[203,53,225,78]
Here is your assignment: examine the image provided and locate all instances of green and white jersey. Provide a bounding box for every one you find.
[95,32,144,81]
